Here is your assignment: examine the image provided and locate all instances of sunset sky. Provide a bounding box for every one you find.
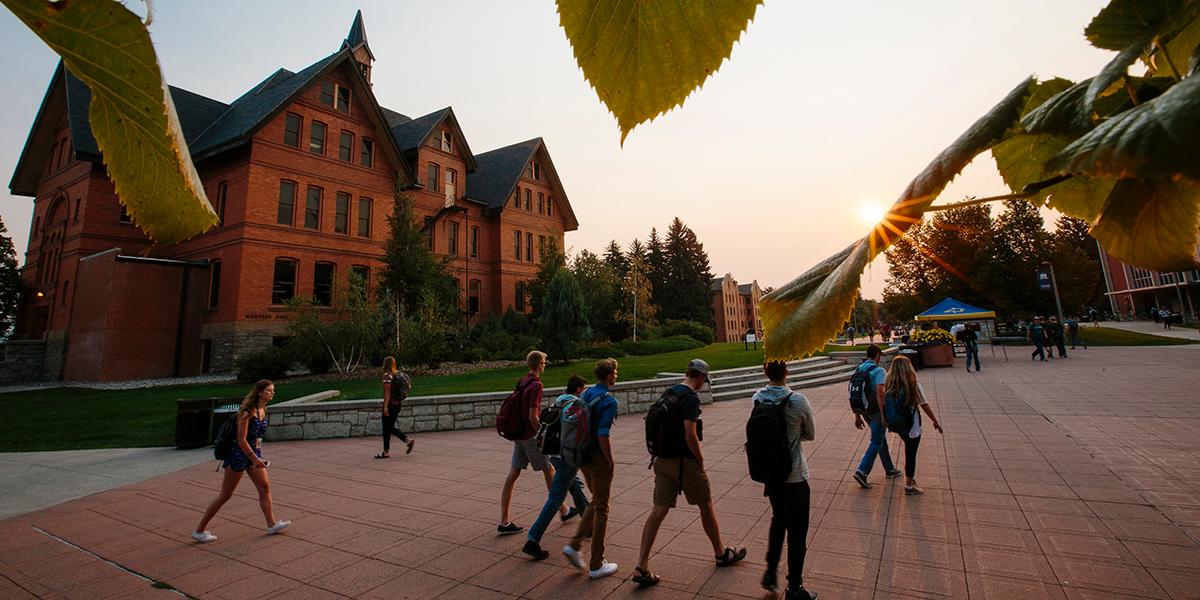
[0,0,1112,300]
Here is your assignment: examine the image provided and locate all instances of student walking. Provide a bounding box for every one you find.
[882,357,942,495]
[750,361,819,600]
[959,326,981,372]
[1029,317,1047,361]
[1048,317,1068,358]
[1161,308,1173,330]
[632,359,747,587]
[851,345,901,488]
[562,359,621,579]
[375,357,414,458]
[496,351,563,535]
[192,380,290,543]
[522,375,590,560]
[1066,317,1087,349]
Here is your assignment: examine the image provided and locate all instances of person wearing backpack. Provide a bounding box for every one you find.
[375,356,414,458]
[522,375,590,560]
[632,359,747,587]
[750,361,818,600]
[851,345,901,489]
[562,358,621,579]
[881,356,943,495]
[497,351,561,535]
[191,380,290,543]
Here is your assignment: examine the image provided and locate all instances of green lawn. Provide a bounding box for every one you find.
[0,342,863,452]
[1078,326,1199,346]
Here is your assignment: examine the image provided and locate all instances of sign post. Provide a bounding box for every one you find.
[1039,261,1066,327]
[744,331,758,351]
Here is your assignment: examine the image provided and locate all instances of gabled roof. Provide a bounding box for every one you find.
[710,278,725,292]
[467,137,579,231]
[738,283,758,295]
[380,106,412,129]
[388,107,478,172]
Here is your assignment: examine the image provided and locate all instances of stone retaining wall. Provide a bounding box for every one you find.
[0,340,47,384]
[265,377,711,442]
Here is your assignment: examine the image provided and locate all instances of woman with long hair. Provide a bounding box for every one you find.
[881,357,942,496]
[191,380,290,542]
[376,356,414,458]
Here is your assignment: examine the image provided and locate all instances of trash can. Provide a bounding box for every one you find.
[175,397,242,449]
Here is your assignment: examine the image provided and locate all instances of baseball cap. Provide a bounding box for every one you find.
[687,358,711,383]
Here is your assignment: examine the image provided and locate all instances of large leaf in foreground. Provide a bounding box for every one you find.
[556,0,762,144]
[3,0,215,245]
[761,78,1034,360]
[1091,178,1200,271]
[1085,0,1190,51]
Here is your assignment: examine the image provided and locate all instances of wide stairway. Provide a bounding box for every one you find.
[707,356,855,403]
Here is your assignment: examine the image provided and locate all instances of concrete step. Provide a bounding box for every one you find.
[656,356,834,380]
[711,363,856,402]
[709,358,842,387]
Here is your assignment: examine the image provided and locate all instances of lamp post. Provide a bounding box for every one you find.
[1039,261,1066,327]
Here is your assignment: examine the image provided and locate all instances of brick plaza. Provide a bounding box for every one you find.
[2,345,1199,599]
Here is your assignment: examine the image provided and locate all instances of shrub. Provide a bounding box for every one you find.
[910,328,955,345]
[661,319,715,345]
[235,346,294,383]
[458,347,485,363]
[616,334,705,356]
[574,342,627,359]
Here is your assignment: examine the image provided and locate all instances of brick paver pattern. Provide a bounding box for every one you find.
[2,346,1199,599]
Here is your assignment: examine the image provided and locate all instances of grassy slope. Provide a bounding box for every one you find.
[0,342,863,452]
[1077,326,1198,346]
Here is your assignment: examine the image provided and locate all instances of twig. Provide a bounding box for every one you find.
[924,192,1034,212]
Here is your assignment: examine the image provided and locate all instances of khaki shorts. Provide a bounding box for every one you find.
[652,457,712,508]
[511,438,548,472]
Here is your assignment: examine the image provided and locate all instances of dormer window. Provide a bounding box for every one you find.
[533,162,541,180]
[440,130,452,153]
[336,86,351,113]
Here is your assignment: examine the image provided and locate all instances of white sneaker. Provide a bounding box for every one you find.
[562,545,585,569]
[589,561,618,579]
[191,530,217,543]
[265,520,290,535]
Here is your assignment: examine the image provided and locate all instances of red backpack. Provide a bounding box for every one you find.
[496,376,535,440]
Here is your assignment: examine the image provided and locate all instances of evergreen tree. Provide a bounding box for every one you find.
[603,240,628,279]
[1050,216,1103,314]
[538,268,590,362]
[528,237,567,319]
[573,249,621,341]
[0,216,21,338]
[882,204,993,317]
[645,227,668,311]
[974,200,1053,317]
[380,192,458,314]
[660,218,714,324]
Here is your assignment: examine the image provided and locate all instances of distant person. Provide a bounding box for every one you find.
[192,380,290,543]
[750,361,818,600]
[563,359,621,580]
[1150,304,1160,323]
[522,375,589,560]
[1088,307,1100,327]
[959,326,981,372]
[1029,317,1047,362]
[846,325,856,345]
[1161,308,1173,330]
[1066,317,1086,349]
[1048,317,1068,358]
[496,351,564,535]
[375,356,414,458]
[632,359,746,587]
[851,345,901,488]
[882,356,942,495]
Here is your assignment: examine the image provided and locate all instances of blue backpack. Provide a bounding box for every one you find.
[883,387,915,435]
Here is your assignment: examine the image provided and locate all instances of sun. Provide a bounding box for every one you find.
[855,201,887,225]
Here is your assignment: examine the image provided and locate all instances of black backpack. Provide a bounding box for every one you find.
[537,402,564,456]
[390,371,412,403]
[644,387,687,459]
[213,416,238,461]
[745,393,794,484]
[847,363,881,414]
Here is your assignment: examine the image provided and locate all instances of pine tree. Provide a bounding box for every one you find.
[538,268,590,362]
[0,216,21,338]
[661,218,714,325]
[974,200,1053,317]
[380,192,458,314]
[645,227,668,311]
[602,240,628,279]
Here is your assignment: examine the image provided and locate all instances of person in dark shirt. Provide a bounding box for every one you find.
[960,326,981,372]
[632,359,746,587]
[1047,317,1068,358]
[1029,317,1047,362]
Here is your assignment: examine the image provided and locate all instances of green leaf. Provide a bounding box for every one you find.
[1085,0,1188,51]
[1091,178,1200,271]
[556,0,762,144]
[1021,79,1093,135]
[2,0,216,245]
[762,78,1034,361]
[1049,73,1200,181]
[1148,3,1200,76]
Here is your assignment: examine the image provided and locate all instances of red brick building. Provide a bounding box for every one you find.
[1099,244,1199,321]
[710,273,763,342]
[4,12,578,382]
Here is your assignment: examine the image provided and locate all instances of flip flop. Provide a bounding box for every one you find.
[374,453,390,459]
[715,546,747,567]
[632,566,661,587]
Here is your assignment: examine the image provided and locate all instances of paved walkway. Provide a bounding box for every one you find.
[1102,320,1200,341]
[2,346,1199,599]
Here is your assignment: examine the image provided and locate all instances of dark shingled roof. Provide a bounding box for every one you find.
[738,283,755,294]
[342,9,374,60]
[380,106,412,129]
[189,52,341,158]
[711,278,725,292]
[466,138,542,209]
[390,108,450,152]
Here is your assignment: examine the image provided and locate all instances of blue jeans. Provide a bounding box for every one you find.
[528,456,589,543]
[855,414,896,476]
[965,342,980,371]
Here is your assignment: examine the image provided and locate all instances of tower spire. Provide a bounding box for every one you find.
[342,10,374,82]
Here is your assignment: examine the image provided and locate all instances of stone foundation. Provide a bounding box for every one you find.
[208,330,273,374]
[265,377,711,442]
[0,340,48,383]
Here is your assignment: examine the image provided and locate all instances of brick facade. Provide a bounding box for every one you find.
[8,13,577,382]
[710,273,763,342]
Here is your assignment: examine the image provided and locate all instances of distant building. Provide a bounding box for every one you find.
[710,273,763,342]
[4,12,578,382]
[1099,244,1199,320]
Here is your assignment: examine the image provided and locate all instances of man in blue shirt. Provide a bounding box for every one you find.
[562,358,620,580]
[852,345,901,488]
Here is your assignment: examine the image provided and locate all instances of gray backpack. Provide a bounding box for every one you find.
[560,393,606,468]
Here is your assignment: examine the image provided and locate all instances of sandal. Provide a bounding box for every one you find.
[405,439,415,454]
[715,546,747,567]
[374,452,390,459]
[632,566,661,587]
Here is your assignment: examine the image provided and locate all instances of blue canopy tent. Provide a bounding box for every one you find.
[914,297,997,342]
